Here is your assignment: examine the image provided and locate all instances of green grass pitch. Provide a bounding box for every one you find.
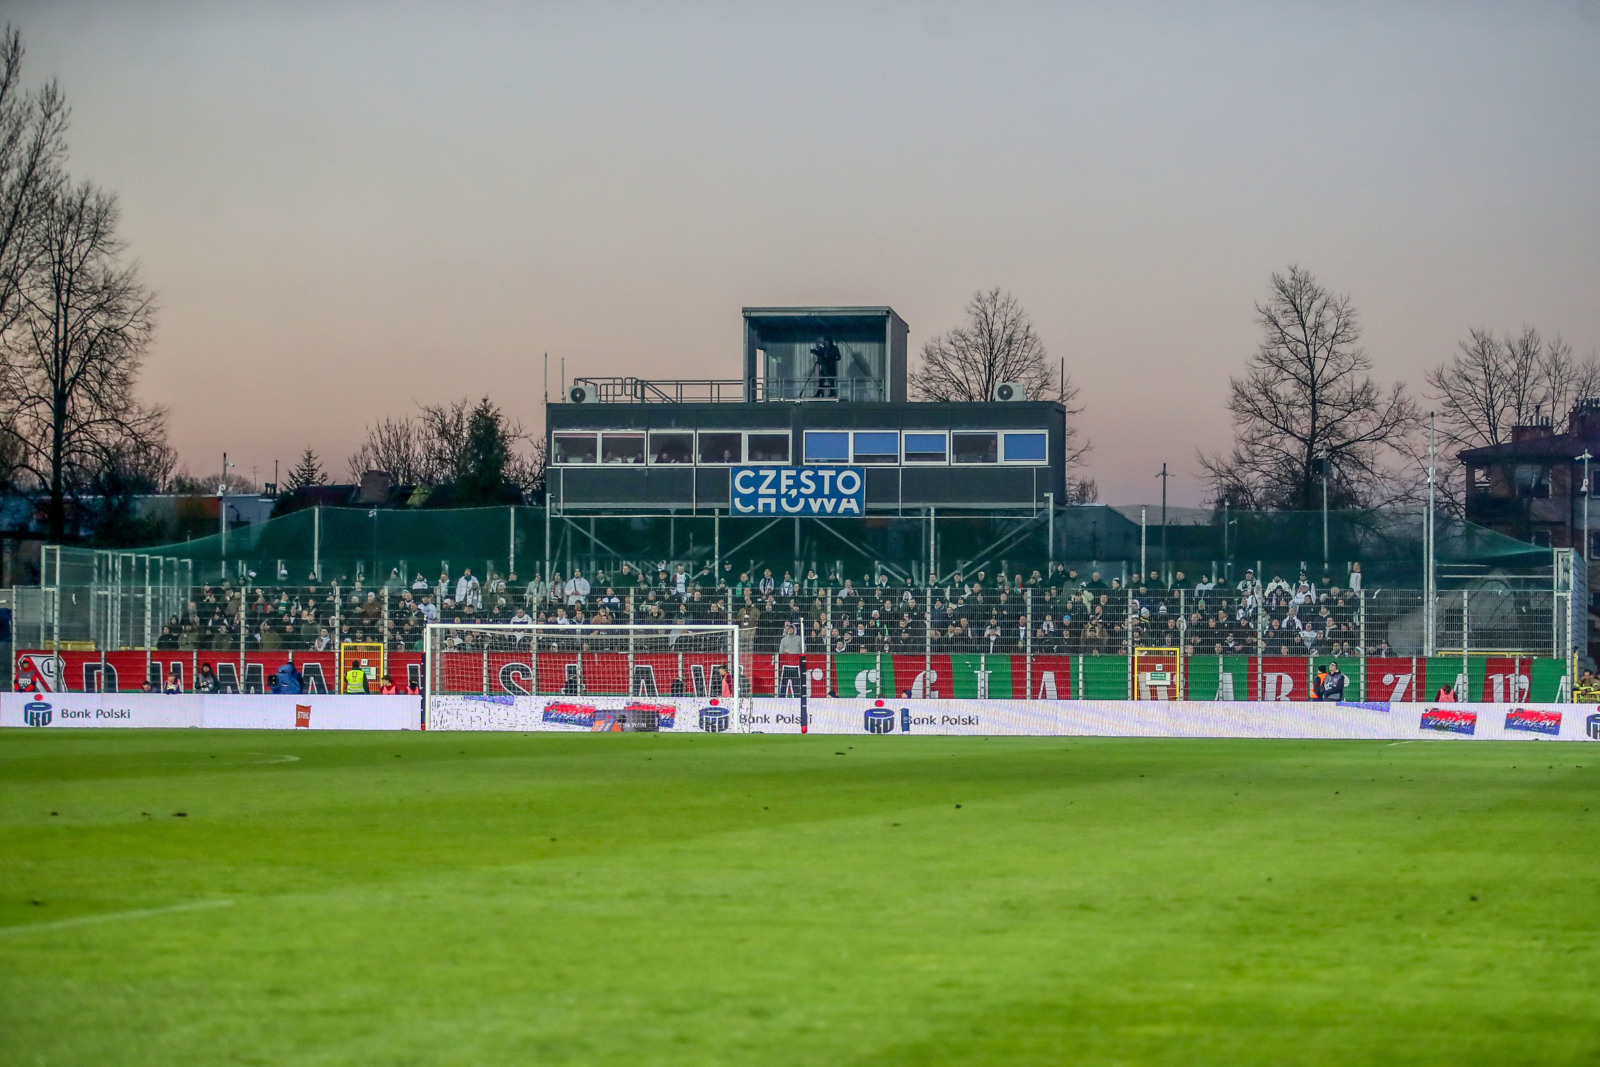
[2,730,1597,1065]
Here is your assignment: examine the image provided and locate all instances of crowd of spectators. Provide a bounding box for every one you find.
[152,559,1368,660]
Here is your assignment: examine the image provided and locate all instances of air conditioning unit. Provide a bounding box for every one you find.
[993,381,1026,402]
[569,384,592,404]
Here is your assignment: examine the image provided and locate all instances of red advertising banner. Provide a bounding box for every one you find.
[1253,656,1312,701]
[1364,657,1420,703]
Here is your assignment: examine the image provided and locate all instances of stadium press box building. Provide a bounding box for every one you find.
[545,307,1071,514]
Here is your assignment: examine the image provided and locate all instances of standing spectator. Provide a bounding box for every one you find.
[1348,562,1363,592]
[565,568,591,605]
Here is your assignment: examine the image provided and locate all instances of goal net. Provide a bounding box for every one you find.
[423,622,747,732]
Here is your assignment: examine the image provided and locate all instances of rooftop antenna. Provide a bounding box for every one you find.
[543,352,549,404]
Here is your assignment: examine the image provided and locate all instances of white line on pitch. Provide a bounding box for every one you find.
[0,899,234,937]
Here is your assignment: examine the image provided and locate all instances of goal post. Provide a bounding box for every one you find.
[422,622,746,731]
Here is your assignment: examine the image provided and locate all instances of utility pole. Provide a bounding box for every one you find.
[1156,463,1170,580]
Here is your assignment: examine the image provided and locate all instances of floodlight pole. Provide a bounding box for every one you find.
[1156,463,1169,579]
[1321,458,1330,575]
[1578,450,1592,564]
[1425,413,1437,657]
[218,452,232,563]
[1140,506,1147,579]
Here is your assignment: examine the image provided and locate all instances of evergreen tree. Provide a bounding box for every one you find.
[286,447,326,490]
[454,398,521,505]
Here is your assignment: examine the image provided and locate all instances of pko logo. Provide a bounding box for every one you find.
[864,700,895,734]
[23,698,52,727]
[698,702,730,733]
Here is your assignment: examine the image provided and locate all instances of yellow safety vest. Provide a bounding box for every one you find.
[345,667,368,694]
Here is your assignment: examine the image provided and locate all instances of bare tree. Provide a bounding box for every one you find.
[0,181,163,540]
[1425,327,1600,511]
[0,26,68,339]
[1427,327,1598,450]
[347,414,429,483]
[910,286,1091,480]
[1200,266,1421,511]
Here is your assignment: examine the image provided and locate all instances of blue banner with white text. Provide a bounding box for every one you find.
[730,466,865,515]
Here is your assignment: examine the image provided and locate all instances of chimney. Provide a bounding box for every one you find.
[356,470,394,505]
[1568,397,1600,441]
[1511,404,1554,443]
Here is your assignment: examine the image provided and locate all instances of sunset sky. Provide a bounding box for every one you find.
[14,1,1600,504]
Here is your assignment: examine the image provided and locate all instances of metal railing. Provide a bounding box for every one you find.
[571,377,747,404]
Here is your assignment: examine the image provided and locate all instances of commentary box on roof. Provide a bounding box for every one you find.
[730,466,864,515]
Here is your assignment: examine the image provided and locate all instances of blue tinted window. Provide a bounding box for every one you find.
[853,431,899,463]
[1003,431,1048,463]
[903,433,947,462]
[803,431,850,463]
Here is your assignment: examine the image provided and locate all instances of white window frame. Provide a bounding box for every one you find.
[1000,430,1049,465]
[950,430,1000,466]
[551,431,599,465]
[599,431,647,465]
[695,430,746,466]
[646,430,695,466]
[744,430,792,465]
[851,430,900,465]
[902,431,949,465]
[803,430,851,464]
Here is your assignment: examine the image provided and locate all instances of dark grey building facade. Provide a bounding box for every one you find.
[548,307,1069,514]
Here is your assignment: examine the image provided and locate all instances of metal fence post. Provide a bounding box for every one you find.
[143,570,151,684]
[1358,591,1367,700]
[924,586,932,694]
[1178,589,1186,697]
[1025,588,1033,698]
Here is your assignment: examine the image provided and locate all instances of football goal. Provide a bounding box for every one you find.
[422,622,746,731]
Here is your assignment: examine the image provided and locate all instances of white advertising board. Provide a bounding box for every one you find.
[426,694,1600,741]
[5,692,1595,741]
[1,693,420,731]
